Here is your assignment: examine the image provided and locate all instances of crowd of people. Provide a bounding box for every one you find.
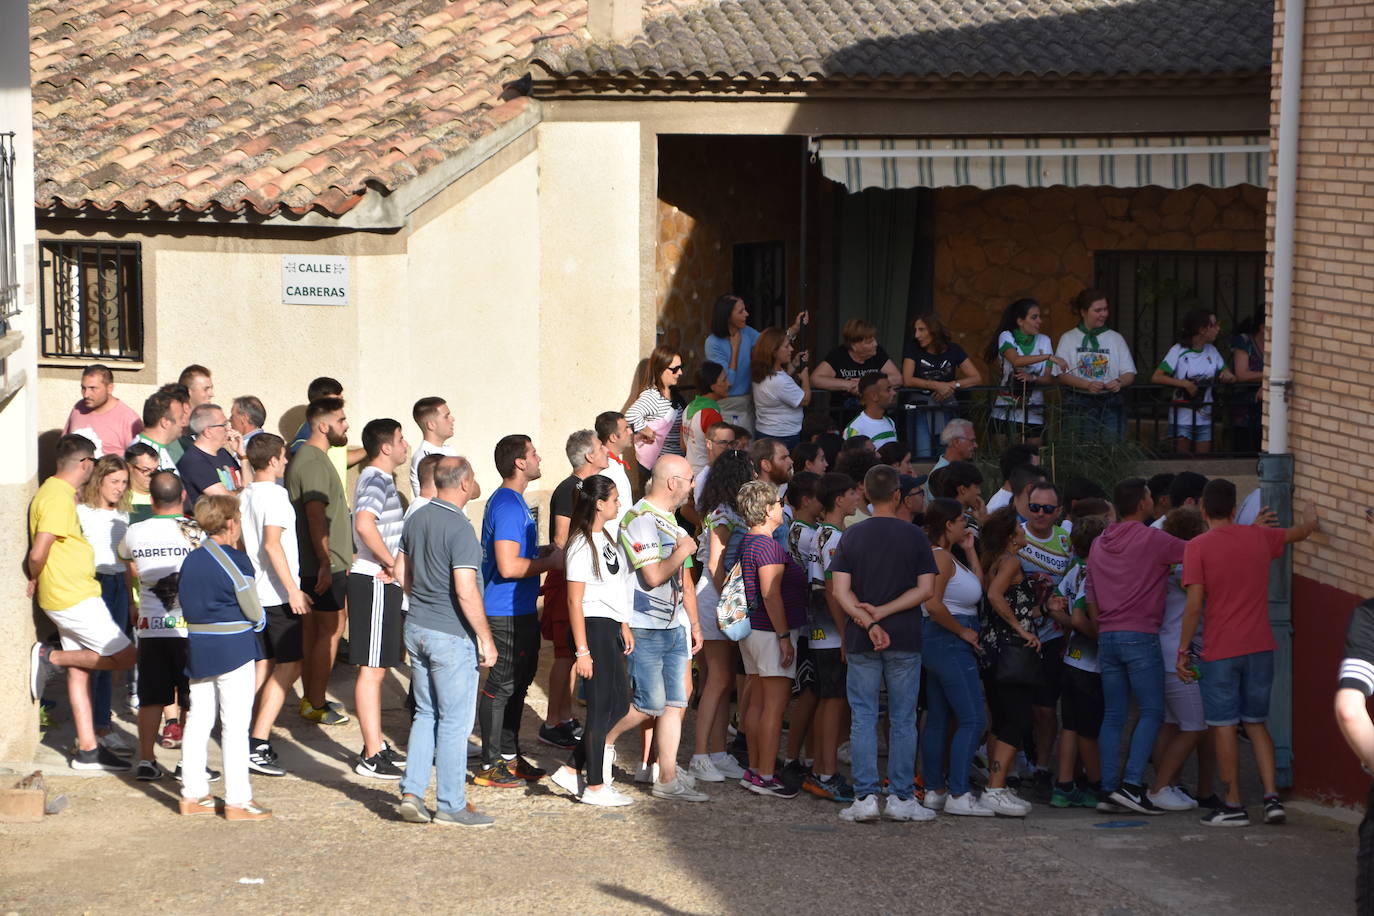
[25,297,1305,828]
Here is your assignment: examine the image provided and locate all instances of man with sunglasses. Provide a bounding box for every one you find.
[1016,479,1073,800]
[176,403,244,514]
[29,434,138,771]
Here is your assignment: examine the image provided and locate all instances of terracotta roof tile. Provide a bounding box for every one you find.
[532,0,1273,85]
[33,0,588,217]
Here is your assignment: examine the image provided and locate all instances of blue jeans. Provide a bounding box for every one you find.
[1098,630,1166,792]
[93,573,130,730]
[401,622,479,815]
[847,649,921,800]
[920,617,985,796]
[907,403,951,460]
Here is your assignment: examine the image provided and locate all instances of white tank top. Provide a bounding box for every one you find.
[931,546,982,618]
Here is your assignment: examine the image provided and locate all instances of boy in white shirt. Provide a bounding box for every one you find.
[843,372,897,447]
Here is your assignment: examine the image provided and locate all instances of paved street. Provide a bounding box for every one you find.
[1,653,1359,915]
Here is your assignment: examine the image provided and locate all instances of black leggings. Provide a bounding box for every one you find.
[987,680,1035,750]
[568,617,630,787]
[478,614,541,762]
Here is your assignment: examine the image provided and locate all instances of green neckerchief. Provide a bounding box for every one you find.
[1077,322,1106,352]
[683,394,718,422]
[1011,328,1037,355]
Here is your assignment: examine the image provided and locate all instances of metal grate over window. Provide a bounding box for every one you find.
[39,240,144,361]
[0,133,17,322]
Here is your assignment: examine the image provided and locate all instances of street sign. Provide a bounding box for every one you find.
[281,255,348,306]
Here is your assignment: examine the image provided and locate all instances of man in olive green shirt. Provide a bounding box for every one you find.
[285,397,353,725]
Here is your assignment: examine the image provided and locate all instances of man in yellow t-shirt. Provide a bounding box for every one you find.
[28,434,137,771]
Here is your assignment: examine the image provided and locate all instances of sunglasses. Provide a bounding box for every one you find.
[1028,502,1059,514]
[711,438,737,447]
[667,365,684,374]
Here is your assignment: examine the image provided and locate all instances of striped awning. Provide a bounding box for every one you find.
[814,136,1269,193]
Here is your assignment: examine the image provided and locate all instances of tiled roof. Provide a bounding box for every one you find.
[31,0,590,218]
[532,0,1273,86]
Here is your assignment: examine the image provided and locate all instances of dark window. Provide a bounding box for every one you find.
[0,132,17,322]
[39,240,144,361]
[732,241,786,331]
[1093,250,1265,372]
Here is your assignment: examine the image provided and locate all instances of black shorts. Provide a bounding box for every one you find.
[1033,637,1066,708]
[792,637,814,695]
[346,573,404,668]
[301,570,347,613]
[137,636,189,708]
[810,647,846,700]
[1060,665,1104,739]
[258,603,305,664]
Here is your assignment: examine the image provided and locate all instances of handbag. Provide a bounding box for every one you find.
[186,539,266,635]
[994,639,1046,688]
[715,560,752,642]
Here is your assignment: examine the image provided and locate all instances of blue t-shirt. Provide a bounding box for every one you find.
[704,326,760,398]
[480,486,539,616]
[178,543,263,679]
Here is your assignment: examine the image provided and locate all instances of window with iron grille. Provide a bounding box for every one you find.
[39,240,144,361]
[0,132,17,323]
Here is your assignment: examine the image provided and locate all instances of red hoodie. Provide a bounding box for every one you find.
[1085,520,1186,634]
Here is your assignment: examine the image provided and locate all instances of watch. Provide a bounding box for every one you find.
[777,630,791,640]
[954,381,961,389]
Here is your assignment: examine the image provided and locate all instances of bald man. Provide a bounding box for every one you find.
[605,454,707,803]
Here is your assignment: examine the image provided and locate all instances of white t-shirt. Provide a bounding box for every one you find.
[1158,343,1226,426]
[352,466,404,576]
[118,516,203,638]
[752,371,805,437]
[1055,326,1136,384]
[843,411,897,446]
[994,331,1058,425]
[404,496,432,521]
[240,481,300,607]
[409,441,457,500]
[565,529,632,623]
[620,498,690,629]
[986,488,1013,513]
[1057,561,1099,674]
[808,522,844,649]
[77,504,129,575]
[1236,488,1263,526]
[602,455,634,510]
[1159,563,1203,665]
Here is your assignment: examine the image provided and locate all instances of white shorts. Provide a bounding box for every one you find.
[695,578,725,641]
[45,596,132,655]
[740,628,797,679]
[1163,672,1207,732]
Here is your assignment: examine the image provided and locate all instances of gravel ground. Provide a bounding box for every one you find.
[1,653,1359,915]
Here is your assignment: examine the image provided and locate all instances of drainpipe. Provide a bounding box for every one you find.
[1263,0,1305,788]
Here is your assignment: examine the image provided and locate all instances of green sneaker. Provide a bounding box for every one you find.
[1050,785,1075,808]
[1075,785,1100,808]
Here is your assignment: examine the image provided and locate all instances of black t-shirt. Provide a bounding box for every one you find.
[829,516,938,654]
[821,346,892,381]
[902,341,969,384]
[176,446,242,515]
[1339,598,1374,696]
[549,474,579,542]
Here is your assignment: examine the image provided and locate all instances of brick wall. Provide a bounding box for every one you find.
[1272,0,1374,599]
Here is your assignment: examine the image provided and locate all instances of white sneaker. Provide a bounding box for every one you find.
[981,787,1032,817]
[580,785,634,807]
[923,790,948,812]
[709,752,746,779]
[885,795,937,822]
[635,762,656,784]
[839,794,881,823]
[946,792,996,817]
[652,774,709,802]
[688,755,726,783]
[551,767,581,797]
[1148,786,1197,812]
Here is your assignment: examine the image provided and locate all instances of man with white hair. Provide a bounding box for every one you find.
[606,454,708,803]
[931,418,977,476]
[176,403,243,513]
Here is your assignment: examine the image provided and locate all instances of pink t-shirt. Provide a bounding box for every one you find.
[1085,520,1186,634]
[63,400,143,458]
[1182,524,1287,662]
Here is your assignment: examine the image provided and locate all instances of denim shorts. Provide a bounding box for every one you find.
[1168,421,1213,443]
[628,626,689,716]
[1199,650,1274,726]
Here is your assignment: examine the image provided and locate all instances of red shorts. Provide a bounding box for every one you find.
[540,571,571,659]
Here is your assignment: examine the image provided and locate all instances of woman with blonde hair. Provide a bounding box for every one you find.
[77,454,133,755]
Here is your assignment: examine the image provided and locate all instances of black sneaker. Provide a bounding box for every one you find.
[135,759,168,781]
[1197,793,1224,811]
[1031,769,1054,804]
[380,742,407,770]
[1202,804,1250,827]
[1107,784,1165,816]
[1264,795,1286,824]
[779,759,811,791]
[173,762,222,783]
[568,718,585,740]
[248,744,287,777]
[356,749,404,780]
[71,745,132,772]
[537,722,578,750]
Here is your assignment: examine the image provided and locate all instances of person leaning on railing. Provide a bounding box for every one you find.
[1055,289,1136,442]
[901,312,981,460]
[984,298,1066,447]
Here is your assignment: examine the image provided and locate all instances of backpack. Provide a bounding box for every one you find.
[715,560,752,642]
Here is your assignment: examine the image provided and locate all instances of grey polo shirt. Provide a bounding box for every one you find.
[398,497,482,637]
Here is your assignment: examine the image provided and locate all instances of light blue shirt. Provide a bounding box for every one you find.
[704,326,760,398]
